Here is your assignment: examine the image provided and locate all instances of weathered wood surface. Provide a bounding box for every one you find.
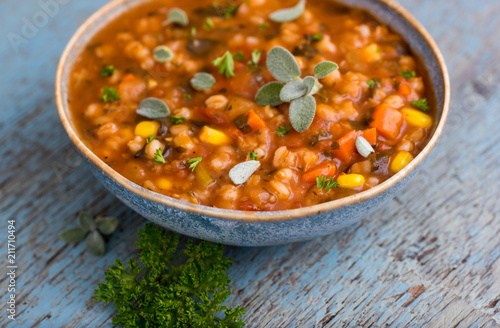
[1,0,499,327]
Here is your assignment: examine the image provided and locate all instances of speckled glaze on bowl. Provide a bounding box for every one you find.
[56,0,450,246]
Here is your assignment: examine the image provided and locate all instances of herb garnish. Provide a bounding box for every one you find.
[146,135,155,144]
[251,49,261,65]
[212,51,235,78]
[164,8,189,26]
[269,0,306,23]
[399,69,416,80]
[190,72,216,90]
[184,93,192,100]
[170,116,186,124]
[203,17,214,30]
[234,51,245,61]
[259,22,270,30]
[137,97,170,119]
[224,4,238,19]
[255,46,339,132]
[276,124,291,136]
[94,223,246,327]
[411,98,429,112]
[367,79,377,89]
[100,65,116,78]
[316,175,339,190]
[311,33,323,41]
[229,160,261,185]
[248,151,258,160]
[188,156,202,171]
[153,148,165,164]
[101,87,120,102]
[153,46,174,62]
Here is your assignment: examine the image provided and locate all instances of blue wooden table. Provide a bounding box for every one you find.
[1,0,499,327]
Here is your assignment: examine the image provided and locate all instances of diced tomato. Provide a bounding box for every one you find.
[369,104,403,139]
[302,163,337,183]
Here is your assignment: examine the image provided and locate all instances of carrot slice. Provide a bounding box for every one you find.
[121,74,138,82]
[369,104,403,139]
[332,130,358,162]
[398,83,412,97]
[247,110,266,131]
[361,128,377,145]
[302,163,337,183]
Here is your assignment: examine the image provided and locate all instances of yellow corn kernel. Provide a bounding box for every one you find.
[402,107,433,128]
[199,126,231,145]
[135,121,160,138]
[338,174,365,189]
[390,151,414,173]
[156,178,172,190]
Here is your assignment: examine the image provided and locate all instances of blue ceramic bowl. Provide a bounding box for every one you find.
[56,0,450,246]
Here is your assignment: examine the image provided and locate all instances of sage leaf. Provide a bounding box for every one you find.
[289,94,316,132]
[190,72,216,91]
[229,160,261,185]
[96,216,119,235]
[255,82,284,106]
[86,230,106,256]
[78,212,95,232]
[280,81,307,102]
[59,227,86,243]
[303,76,316,94]
[164,8,188,26]
[266,46,301,83]
[355,136,375,158]
[269,0,306,23]
[154,46,175,62]
[137,97,170,119]
[313,61,339,79]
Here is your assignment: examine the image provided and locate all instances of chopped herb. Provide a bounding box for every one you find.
[411,98,430,112]
[248,151,258,160]
[276,124,291,136]
[164,8,189,26]
[190,72,216,90]
[100,87,120,102]
[269,0,306,23]
[367,79,377,89]
[234,51,245,61]
[191,27,197,37]
[316,175,339,190]
[399,69,416,80]
[153,46,174,62]
[251,49,261,65]
[146,135,155,144]
[259,22,270,30]
[170,116,186,124]
[311,33,323,41]
[188,156,202,171]
[184,93,192,100]
[203,17,214,30]
[229,160,261,185]
[224,5,238,19]
[153,148,165,164]
[212,51,235,78]
[100,65,116,78]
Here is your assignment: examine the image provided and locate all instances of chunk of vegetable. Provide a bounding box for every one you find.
[247,110,265,131]
[302,163,337,183]
[390,151,414,173]
[135,121,161,138]
[401,107,433,128]
[193,163,214,187]
[199,126,231,145]
[338,174,365,189]
[156,178,172,190]
[398,83,412,97]
[332,130,359,162]
[369,104,404,139]
[361,128,377,145]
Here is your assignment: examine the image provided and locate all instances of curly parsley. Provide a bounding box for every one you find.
[411,98,430,112]
[248,151,258,160]
[153,148,165,164]
[188,156,202,171]
[316,175,339,190]
[213,51,235,78]
[276,124,291,136]
[399,69,416,80]
[100,87,120,102]
[100,65,116,78]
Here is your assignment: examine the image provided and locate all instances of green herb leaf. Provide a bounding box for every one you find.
[184,93,192,100]
[355,136,375,158]
[303,76,317,94]
[78,212,96,232]
[269,0,306,23]
[411,98,430,112]
[229,160,261,185]
[212,51,235,78]
[289,94,316,132]
[170,116,186,124]
[234,51,245,61]
[96,216,119,235]
[259,22,270,30]
[100,65,116,78]
[59,227,86,243]
[93,223,246,327]
[86,230,106,256]
[154,148,165,164]
[255,81,284,106]
[313,61,339,79]
[276,124,291,136]
[266,46,302,83]
[191,27,197,37]
[280,80,308,102]
[188,156,202,171]
[224,4,238,19]
[164,8,189,26]
[146,135,155,144]
[190,72,216,90]
[316,175,339,190]
[100,87,120,102]
[137,97,170,119]
[153,46,175,62]
[251,49,262,65]
[203,17,214,30]
[312,33,323,41]
[248,151,258,160]
[399,69,416,80]
[367,79,377,89]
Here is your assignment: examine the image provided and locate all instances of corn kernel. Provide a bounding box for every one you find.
[338,174,365,189]
[156,178,172,190]
[135,121,160,138]
[390,151,414,173]
[199,126,231,145]
[402,107,433,128]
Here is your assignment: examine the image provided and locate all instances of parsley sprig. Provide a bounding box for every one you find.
[399,69,416,80]
[94,223,246,327]
[248,151,258,160]
[100,65,116,78]
[411,98,430,112]
[188,156,202,171]
[101,87,120,102]
[213,51,235,78]
[276,124,291,136]
[316,175,339,190]
[153,148,165,164]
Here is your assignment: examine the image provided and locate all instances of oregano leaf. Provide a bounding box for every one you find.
[289,94,316,132]
[269,0,306,23]
[280,80,307,102]
[313,61,339,79]
[86,230,106,256]
[164,8,189,26]
[137,97,170,119]
[303,76,317,94]
[153,46,175,62]
[229,160,261,185]
[190,72,216,91]
[96,216,119,235]
[78,212,95,232]
[255,82,284,106]
[266,46,302,83]
[59,227,86,243]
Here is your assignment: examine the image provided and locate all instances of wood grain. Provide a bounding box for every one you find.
[1,0,499,327]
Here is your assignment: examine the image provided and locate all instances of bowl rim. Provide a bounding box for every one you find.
[55,0,450,222]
